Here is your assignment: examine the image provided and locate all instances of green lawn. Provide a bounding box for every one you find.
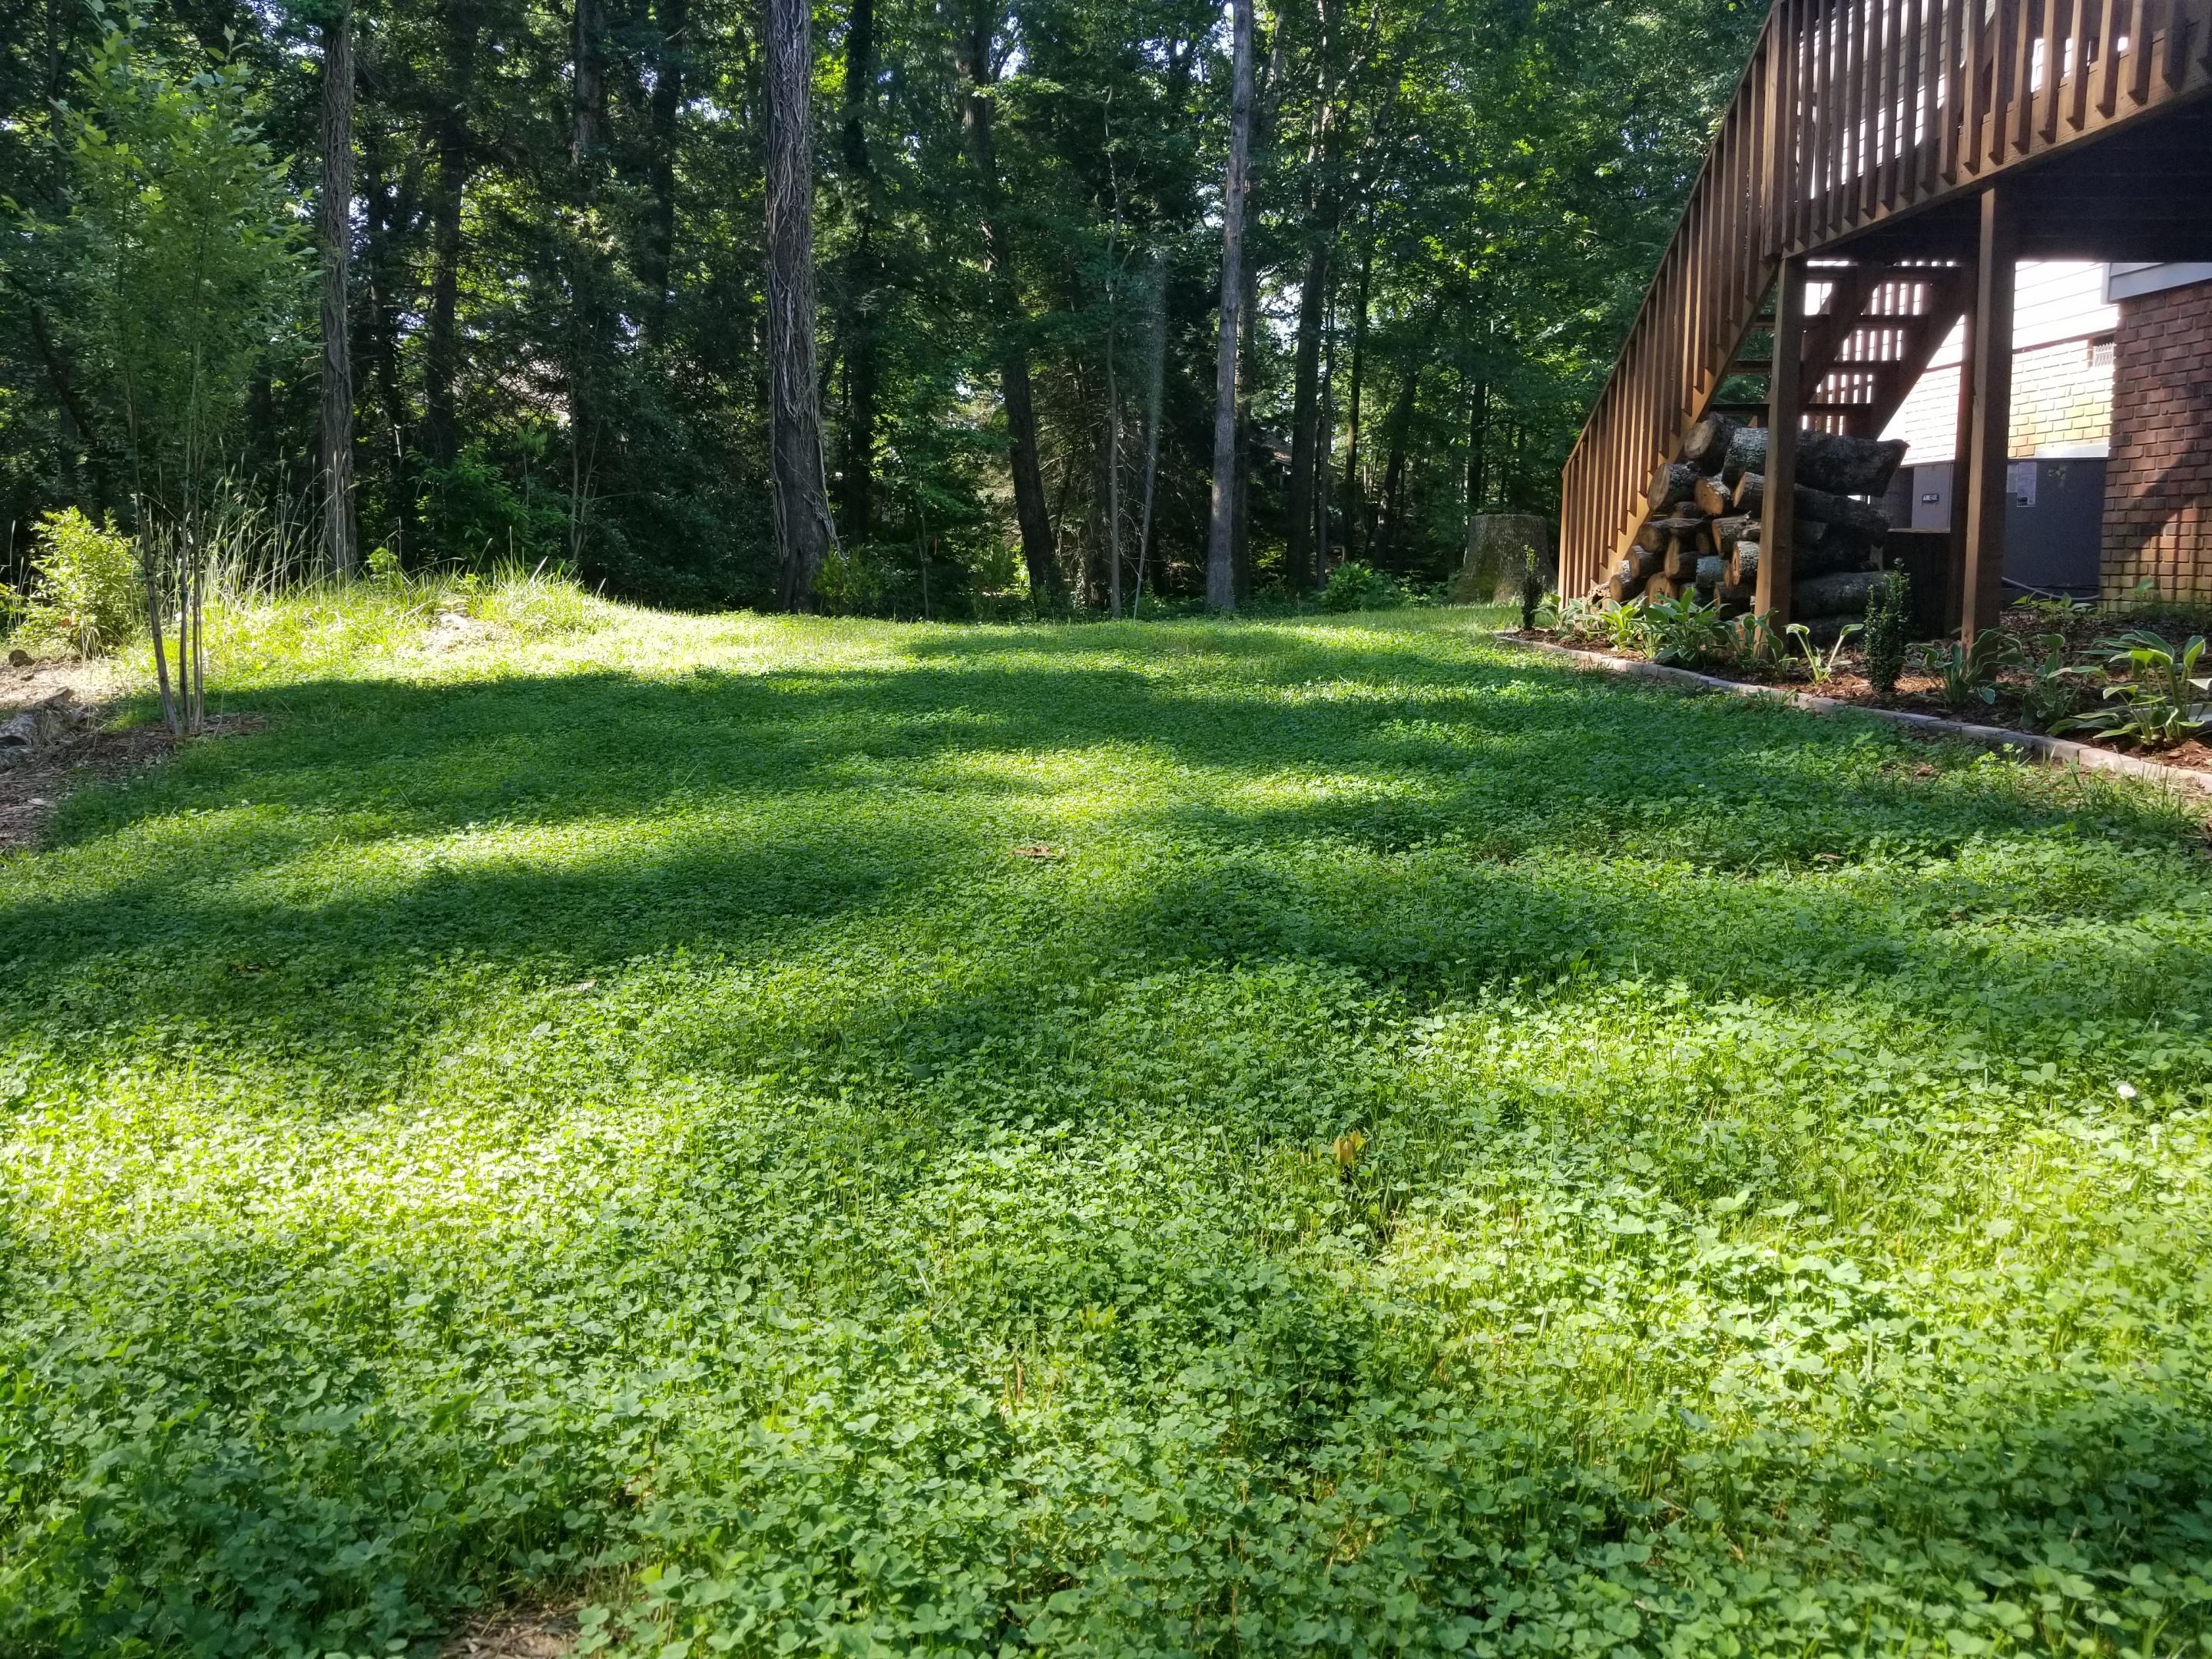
[5,594,2210,1659]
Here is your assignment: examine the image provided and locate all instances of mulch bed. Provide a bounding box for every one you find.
[1502,626,2212,781]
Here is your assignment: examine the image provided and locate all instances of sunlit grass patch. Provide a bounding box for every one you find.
[3,598,2210,1657]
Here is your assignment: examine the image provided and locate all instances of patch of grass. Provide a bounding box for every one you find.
[3,601,2210,1657]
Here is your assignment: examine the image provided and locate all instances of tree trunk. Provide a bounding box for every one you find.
[1340,224,1371,559]
[643,0,687,333]
[1283,232,1327,590]
[316,4,356,578]
[1315,273,1335,580]
[1132,247,1167,614]
[1204,0,1254,612]
[356,128,415,555]
[421,12,477,474]
[571,0,604,164]
[838,0,876,541]
[1373,361,1419,565]
[767,0,833,608]
[956,17,1059,609]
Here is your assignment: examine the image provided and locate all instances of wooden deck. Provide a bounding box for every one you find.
[1560,0,2212,609]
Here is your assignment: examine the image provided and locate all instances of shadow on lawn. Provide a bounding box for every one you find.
[2,618,2205,1051]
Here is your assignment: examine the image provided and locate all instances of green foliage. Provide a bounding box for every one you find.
[1786,619,1861,687]
[1642,591,1730,667]
[1919,627,2023,710]
[1599,594,1651,654]
[1320,559,1404,612]
[1862,566,1911,697]
[2061,631,2212,749]
[2020,631,2092,732]
[9,604,2211,1657]
[44,14,306,511]
[1721,608,1783,667]
[12,507,139,656]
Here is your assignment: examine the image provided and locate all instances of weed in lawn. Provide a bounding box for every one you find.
[2,599,2210,1658]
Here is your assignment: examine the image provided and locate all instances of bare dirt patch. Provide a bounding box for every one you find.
[440,1604,581,1657]
[0,653,257,854]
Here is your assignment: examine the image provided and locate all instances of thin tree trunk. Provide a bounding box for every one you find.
[955,15,1059,609]
[1204,0,1254,612]
[767,0,833,608]
[1340,224,1371,560]
[1374,361,1419,565]
[421,15,475,474]
[316,3,356,578]
[1316,273,1335,578]
[1132,247,1167,615]
[644,0,687,333]
[839,0,877,541]
[357,131,414,556]
[1105,313,1121,619]
[1283,234,1326,590]
[571,0,604,164]
[1233,241,1257,602]
[1464,374,1486,517]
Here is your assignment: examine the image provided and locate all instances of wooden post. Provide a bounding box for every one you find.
[1944,257,1979,634]
[1960,186,2015,639]
[1756,255,1809,623]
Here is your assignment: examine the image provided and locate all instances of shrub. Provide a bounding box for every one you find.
[1320,560,1403,613]
[15,508,141,657]
[1861,566,1910,697]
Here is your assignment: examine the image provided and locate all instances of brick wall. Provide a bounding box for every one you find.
[1883,262,2117,465]
[2101,280,2212,601]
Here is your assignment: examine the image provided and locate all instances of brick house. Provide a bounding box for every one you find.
[1879,263,2212,603]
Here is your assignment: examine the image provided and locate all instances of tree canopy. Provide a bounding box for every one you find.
[0,0,1763,614]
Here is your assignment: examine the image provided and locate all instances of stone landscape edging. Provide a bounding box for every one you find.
[1499,631,2212,797]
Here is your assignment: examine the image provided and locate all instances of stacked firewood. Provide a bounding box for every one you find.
[1604,416,1907,626]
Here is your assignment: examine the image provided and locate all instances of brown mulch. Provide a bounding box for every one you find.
[1504,628,2212,776]
[0,653,258,854]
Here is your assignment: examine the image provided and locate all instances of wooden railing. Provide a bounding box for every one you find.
[1560,0,2212,598]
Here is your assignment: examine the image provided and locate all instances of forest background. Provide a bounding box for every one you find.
[0,0,1762,618]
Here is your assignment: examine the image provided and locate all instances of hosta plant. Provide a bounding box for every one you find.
[2061,631,2211,748]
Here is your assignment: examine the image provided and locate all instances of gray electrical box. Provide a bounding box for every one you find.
[1897,458,2106,597]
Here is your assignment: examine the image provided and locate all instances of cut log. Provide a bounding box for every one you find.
[1793,569,1885,618]
[1796,431,1907,497]
[1728,541,1758,587]
[1626,545,1664,580]
[1794,483,1889,538]
[1644,574,1683,601]
[1634,520,1668,554]
[1696,553,1726,588]
[1732,472,1764,513]
[1663,541,1701,581]
[1692,472,1734,518]
[1722,426,1906,494]
[1646,462,1700,512]
[1712,513,1758,552]
[1715,580,1753,608]
[1720,426,1768,486]
[1681,414,1737,473]
[1606,558,1649,605]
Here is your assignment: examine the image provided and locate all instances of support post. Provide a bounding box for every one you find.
[1756,255,1808,624]
[1943,258,1979,634]
[1960,186,2015,640]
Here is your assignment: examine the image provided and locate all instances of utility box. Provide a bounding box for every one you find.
[1898,458,2107,598]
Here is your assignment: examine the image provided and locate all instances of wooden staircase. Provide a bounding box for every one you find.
[1558,0,2212,606]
